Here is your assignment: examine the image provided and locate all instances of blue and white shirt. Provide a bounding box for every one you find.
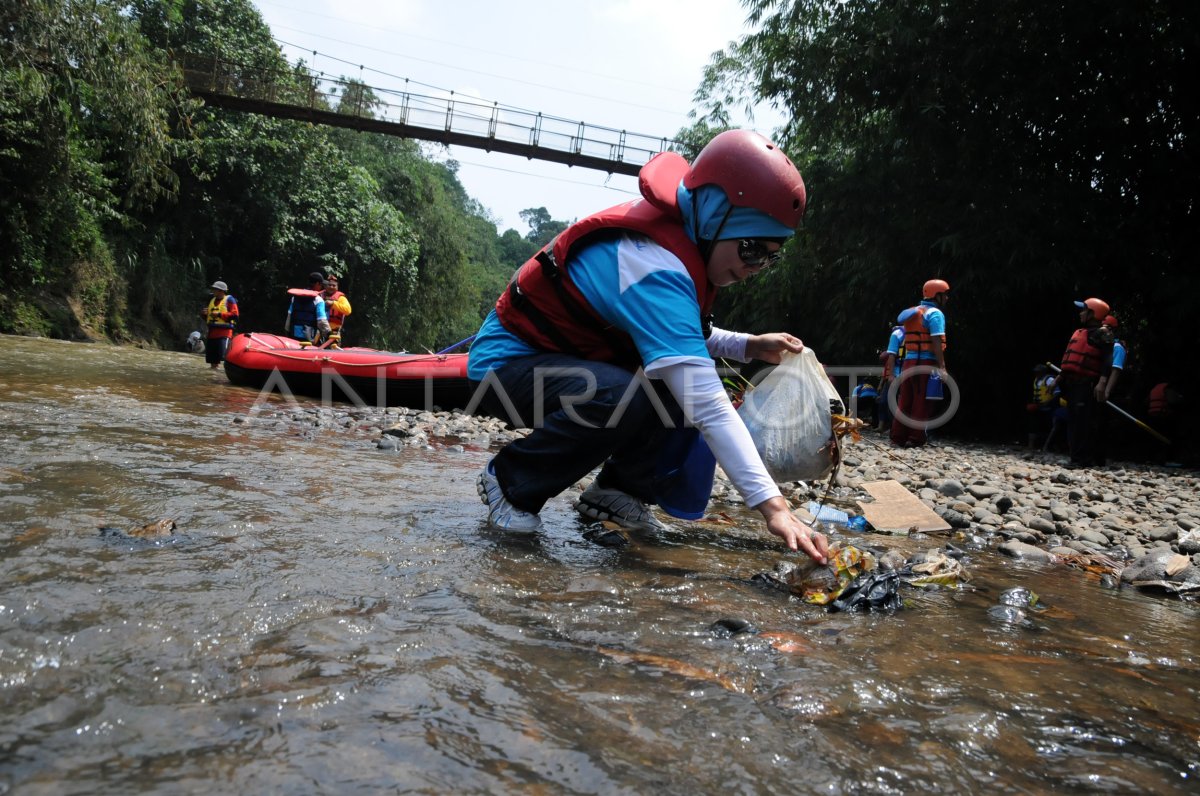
[469,233,781,508]
[1111,339,1126,370]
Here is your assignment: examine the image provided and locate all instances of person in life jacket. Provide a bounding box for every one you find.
[199,280,239,369]
[1058,297,1114,467]
[467,129,828,564]
[285,272,331,344]
[320,274,352,348]
[1101,314,1127,401]
[852,377,880,428]
[1027,363,1057,448]
[1146,382,1184,466]
[889,279,949,448]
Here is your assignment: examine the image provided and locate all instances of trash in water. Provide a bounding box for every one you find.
[98,518,177,539]
[753,543,974,612]
[987,604,1030,625]
[828,570,903,613]
[800,501,872,532]
[776,543,878,605]
[900,548,971,589]
[997,586,1039,608]
[1055,549,1124,578]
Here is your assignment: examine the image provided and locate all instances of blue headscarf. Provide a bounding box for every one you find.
[676,183,795,244]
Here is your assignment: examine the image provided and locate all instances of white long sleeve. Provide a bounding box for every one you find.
[705,326,750,362]
[656,360,780,508]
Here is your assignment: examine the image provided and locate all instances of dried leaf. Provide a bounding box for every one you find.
[128,518,176,538]
[1165,554,1191,577]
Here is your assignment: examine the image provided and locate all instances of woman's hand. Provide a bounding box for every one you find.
[745,333,804,364]
[756,496,828,563]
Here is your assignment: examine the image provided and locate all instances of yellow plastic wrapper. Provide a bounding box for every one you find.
[785,543,877,605]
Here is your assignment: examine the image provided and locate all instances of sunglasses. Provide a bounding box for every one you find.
[738,239,784,269]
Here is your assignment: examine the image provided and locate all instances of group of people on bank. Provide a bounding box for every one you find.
[850,288,1176,467]
[1047,297,1123,467]
[198,271,352,366]
[1028,299,1181,467]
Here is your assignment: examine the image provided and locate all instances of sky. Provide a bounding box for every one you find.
[249,0,783,234]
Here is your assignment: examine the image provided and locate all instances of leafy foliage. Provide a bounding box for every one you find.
[1,0,564,352]
[0,0,183,336]
[696,0,1196,435]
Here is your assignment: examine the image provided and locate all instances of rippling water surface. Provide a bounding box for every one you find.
[1,335,1197,794]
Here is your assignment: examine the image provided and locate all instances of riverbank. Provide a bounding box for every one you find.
[251,400,1200,597]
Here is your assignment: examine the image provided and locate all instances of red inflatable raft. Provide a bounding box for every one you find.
[223,333,473,410]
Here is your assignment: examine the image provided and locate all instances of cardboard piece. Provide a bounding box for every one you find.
[857,479,951,534]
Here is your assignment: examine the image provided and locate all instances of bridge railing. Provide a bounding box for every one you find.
[179,54,679,172]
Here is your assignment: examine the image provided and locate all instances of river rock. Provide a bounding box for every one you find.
[937,479,966,498]
[998,540,1057,562]
[937,508,971,529]
[1076,530,1111,547]
[1027,517,1057,534]
[967,485,1001,500]
[1147,525,1176,545]
[1120,549,1179,583]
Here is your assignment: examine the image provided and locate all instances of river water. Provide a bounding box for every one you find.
[0,334,1197,794]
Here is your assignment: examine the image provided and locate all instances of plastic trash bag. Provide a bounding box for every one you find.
[828,570,903,613]
[738,348,844,482]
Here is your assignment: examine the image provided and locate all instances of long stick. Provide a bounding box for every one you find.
[435,334,477,355]
[1045,362,1171,445]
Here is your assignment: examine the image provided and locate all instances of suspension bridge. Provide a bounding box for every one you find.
[179,54,682,177]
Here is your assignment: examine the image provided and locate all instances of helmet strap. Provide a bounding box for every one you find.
[698,205,735,262]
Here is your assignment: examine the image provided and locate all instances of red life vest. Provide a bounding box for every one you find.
[494,152,716,370]
[1148,383,1170,416]
[325,290,349,331]
[1060,328,1109,379]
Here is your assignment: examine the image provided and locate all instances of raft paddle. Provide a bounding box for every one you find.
[435,334,477,355]
[1045,362,1170,445]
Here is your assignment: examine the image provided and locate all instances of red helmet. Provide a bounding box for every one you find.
[1103,314,1118,329]
[922,279,950,299]
[683,130,806,229]
[1075,298,1110,319]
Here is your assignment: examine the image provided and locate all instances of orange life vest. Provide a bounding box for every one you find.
[1060,327,1109,380]
[900,305,945,358]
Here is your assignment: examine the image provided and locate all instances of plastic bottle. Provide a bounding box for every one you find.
[804,501,871,532]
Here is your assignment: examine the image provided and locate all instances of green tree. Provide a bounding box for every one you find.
[519,206,569,247]
[696,0,1197,434]
[0,0,184,337]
